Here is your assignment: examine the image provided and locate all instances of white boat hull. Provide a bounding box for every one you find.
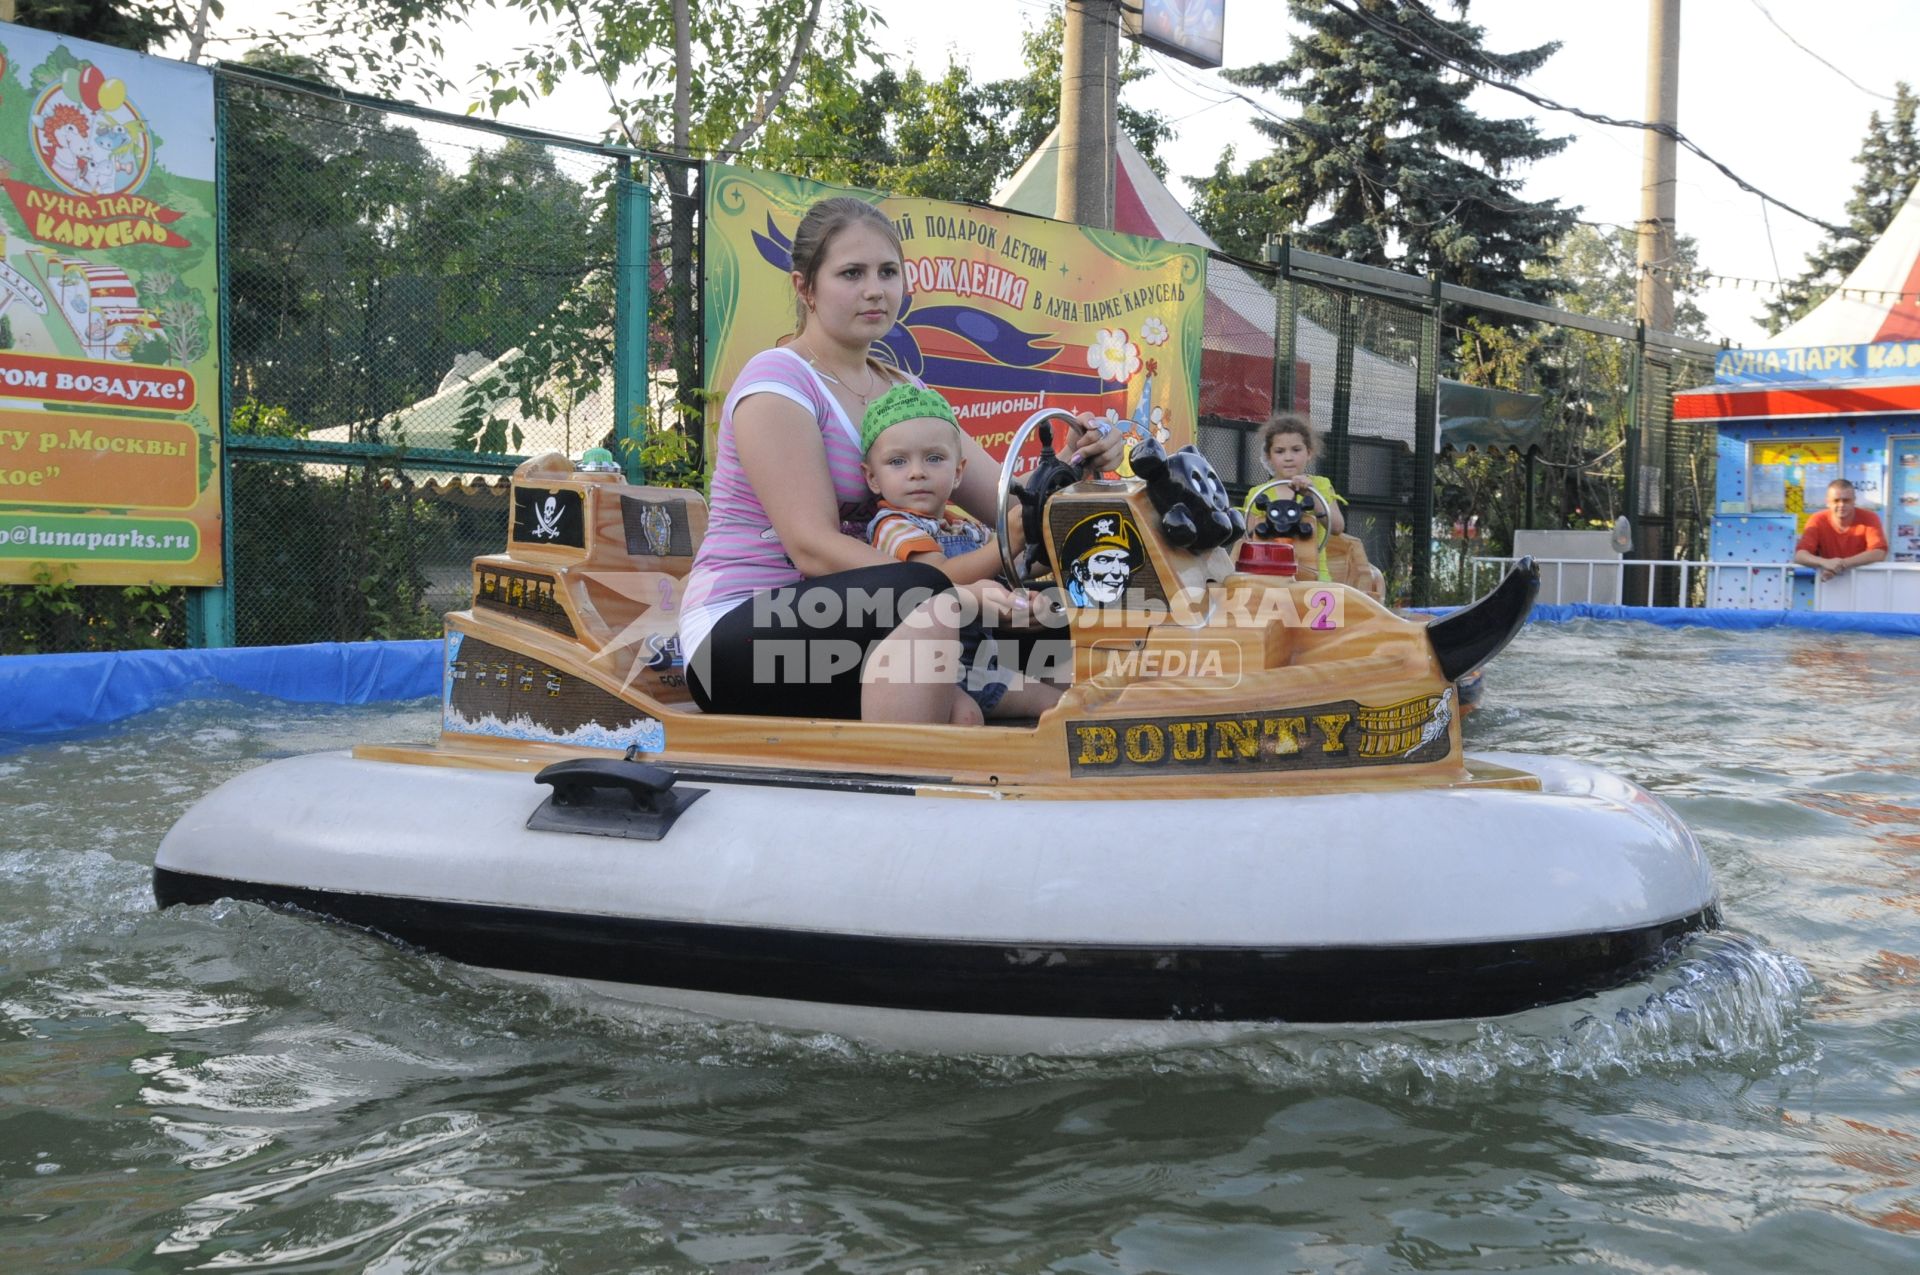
[155,750,1719,1053]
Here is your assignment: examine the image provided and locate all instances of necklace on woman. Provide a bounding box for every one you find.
[799,339,884,405]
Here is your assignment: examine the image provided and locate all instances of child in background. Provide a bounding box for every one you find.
[1244,413,1346,581]
[860,385,1061,725]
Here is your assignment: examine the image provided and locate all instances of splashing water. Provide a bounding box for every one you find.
[4,625,1920,1271]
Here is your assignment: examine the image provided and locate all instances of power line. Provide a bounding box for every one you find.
[1746,0,1897,103]
[1320,0,1859,241]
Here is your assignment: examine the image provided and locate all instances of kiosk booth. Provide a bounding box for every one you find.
[1677,187,1920,612]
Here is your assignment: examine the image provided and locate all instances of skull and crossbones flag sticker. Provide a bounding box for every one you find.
[513,487,586,549]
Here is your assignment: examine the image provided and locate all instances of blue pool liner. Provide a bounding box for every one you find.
[5,605,1920,742]
[1412,602,1920,636]
[1,640,440,745]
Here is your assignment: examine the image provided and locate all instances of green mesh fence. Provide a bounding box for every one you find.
[218,71,621,646]
[1432,311,1640,604]
[1328,286,1425,596]
[221,73,623,458]
[225,458,503,646]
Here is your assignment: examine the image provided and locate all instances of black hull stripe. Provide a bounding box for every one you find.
[153,868,1720,1024]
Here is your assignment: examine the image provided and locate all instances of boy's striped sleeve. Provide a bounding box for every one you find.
[869,511,942,560]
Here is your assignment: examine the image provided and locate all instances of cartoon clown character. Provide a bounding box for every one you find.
[1062,512,1143,608]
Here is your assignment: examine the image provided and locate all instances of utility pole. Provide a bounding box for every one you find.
[1057,0,1119,229]
[1635,0,1680,335]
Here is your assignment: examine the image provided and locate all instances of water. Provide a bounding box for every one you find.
[3,623,1918,1271]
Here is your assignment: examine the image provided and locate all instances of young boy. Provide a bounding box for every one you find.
[1244,413,1346,581]
[859,384,1061,725]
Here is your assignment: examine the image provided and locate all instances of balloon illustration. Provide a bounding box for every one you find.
[77,64,104,109]
[62,67,81,104]
[97,78,127,112]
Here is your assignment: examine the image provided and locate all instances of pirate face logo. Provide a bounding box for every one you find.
[1062,512,1143,608]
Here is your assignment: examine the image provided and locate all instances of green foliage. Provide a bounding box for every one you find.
[272,0,879,158]
[622,401,704,491]
[230,399,307,438]
[1545,223,1709,338]
[755,10,1175,203]
[1763,83,1920,335]
[978,12,1175,182]
[0,564,185,654]
[12,1,210,56]
[1205,0,1575,299]
[1187,146,1294,262]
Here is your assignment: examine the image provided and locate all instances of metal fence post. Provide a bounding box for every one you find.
[187,78,235,649]
[612,159,651,484]
[1328,291,1356,498]
[1269,235,1296,418]
[1625,320,1645,529]
[1412,275,1441,607]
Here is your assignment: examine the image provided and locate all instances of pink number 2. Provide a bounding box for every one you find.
[1307,588,1337,630]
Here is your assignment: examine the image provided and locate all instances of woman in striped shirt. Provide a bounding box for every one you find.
[680,197,1123,722]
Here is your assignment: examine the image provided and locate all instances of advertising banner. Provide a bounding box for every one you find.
[1714,341,1920,384]
[1123,0,1226,71]
[0,24,219,586]
[704,164,1204,478]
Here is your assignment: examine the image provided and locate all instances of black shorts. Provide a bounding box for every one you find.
[686,562,954,719]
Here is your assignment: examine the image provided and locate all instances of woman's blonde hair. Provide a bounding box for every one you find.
[1257,413,1319,463]
[789,196,903,332]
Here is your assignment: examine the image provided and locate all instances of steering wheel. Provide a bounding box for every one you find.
[995,407,1091,587]
[1250,482,1329,541]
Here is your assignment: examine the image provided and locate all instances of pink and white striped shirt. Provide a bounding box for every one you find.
[679,348,898,659]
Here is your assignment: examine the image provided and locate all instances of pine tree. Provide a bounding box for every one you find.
[1762,83,1920,335]
[1203,0,1575,300]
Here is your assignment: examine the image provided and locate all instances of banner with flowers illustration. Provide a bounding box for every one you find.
[0,24,219,585]
[704,164,1204,476]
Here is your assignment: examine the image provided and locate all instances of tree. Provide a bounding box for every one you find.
[752,11,1175,206]
[221,49,455,433]
[1201,0,1575,298]
[1550,223,1709,338]
[978,11,1175,183]
[1763,82,1920,335]
[751,61,1015,203]
[1187,146,1294,262]
[12,0,211,53]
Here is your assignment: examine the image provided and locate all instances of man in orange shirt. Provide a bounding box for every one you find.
[1794,478,1888,581]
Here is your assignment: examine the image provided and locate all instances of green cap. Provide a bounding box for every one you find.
[579,447,616,465]
[860,384,959,455]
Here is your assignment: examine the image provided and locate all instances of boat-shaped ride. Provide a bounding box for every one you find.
[155,411,1720,1054]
